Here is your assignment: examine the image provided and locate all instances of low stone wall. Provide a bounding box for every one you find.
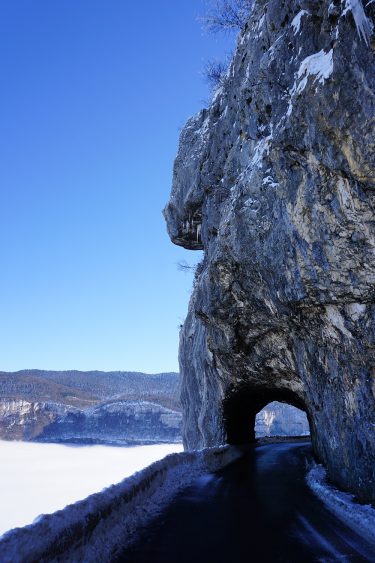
[0,445,241,562]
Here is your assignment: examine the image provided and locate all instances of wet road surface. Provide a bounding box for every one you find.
[118,442,375,562]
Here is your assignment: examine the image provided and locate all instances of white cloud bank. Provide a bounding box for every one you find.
[0,440,183,536]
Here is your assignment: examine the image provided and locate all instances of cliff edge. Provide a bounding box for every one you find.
[164,0,375,503]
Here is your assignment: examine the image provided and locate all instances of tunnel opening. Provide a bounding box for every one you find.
[223,387,311,445]
[255,401,310,439]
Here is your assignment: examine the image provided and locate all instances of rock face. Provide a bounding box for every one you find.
[0,398,182,445]
[255,401,310,437]
[164,0,375,502]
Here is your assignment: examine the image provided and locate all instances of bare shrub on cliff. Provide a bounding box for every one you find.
[201,0,254,33]
[177,260,195,273]
[177,259,205,285]
[202,59,228,92]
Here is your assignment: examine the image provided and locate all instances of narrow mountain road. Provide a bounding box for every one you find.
[118,442,375,562]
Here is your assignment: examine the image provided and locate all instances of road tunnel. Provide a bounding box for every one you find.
[223,386,311,444]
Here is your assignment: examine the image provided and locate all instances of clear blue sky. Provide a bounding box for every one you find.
[0,1,234,373]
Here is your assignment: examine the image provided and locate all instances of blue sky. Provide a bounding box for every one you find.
[0,1,234,373]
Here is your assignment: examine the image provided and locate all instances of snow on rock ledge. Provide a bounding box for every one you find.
[0,446,242,562]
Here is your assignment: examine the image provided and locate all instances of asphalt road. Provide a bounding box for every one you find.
[118,442,375,562]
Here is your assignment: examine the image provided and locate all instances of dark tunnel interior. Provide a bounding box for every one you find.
[223,386,311,444]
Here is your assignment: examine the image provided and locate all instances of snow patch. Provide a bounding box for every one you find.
[268,33,285,61]
[307,463,375,547]
[287,50,334,117]
[329,1,336,12]
[197,115,211,140]
[297,49,334,91]
[291,10,310,34]
[263,175,280,188]
[251,130,273,168]
[257,14,265,29]
[212,85,224,104]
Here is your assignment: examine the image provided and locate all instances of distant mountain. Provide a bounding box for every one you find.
[0,371,309,445]
[0,370,182,445]
[0,370,181,410]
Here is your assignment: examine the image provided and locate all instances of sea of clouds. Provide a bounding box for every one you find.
[0,440,183,537]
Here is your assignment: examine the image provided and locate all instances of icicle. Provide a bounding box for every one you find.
[342,0,373,45]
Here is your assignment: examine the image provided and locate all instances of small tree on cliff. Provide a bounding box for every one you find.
[202,59,228,92]
[201,0,254,33]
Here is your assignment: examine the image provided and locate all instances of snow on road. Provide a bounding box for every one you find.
[307,462,375,546]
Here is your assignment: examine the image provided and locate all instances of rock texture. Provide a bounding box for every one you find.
[0,399,182,445]
[255,401,309,437]
[164,0,375,502]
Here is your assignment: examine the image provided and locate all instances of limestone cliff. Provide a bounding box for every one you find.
[0,371,182,445]
[164,0,375,502]
[256,401,310,437]
[0,399,182,444]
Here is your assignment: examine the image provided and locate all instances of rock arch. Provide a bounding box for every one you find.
[223,386,311,445]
